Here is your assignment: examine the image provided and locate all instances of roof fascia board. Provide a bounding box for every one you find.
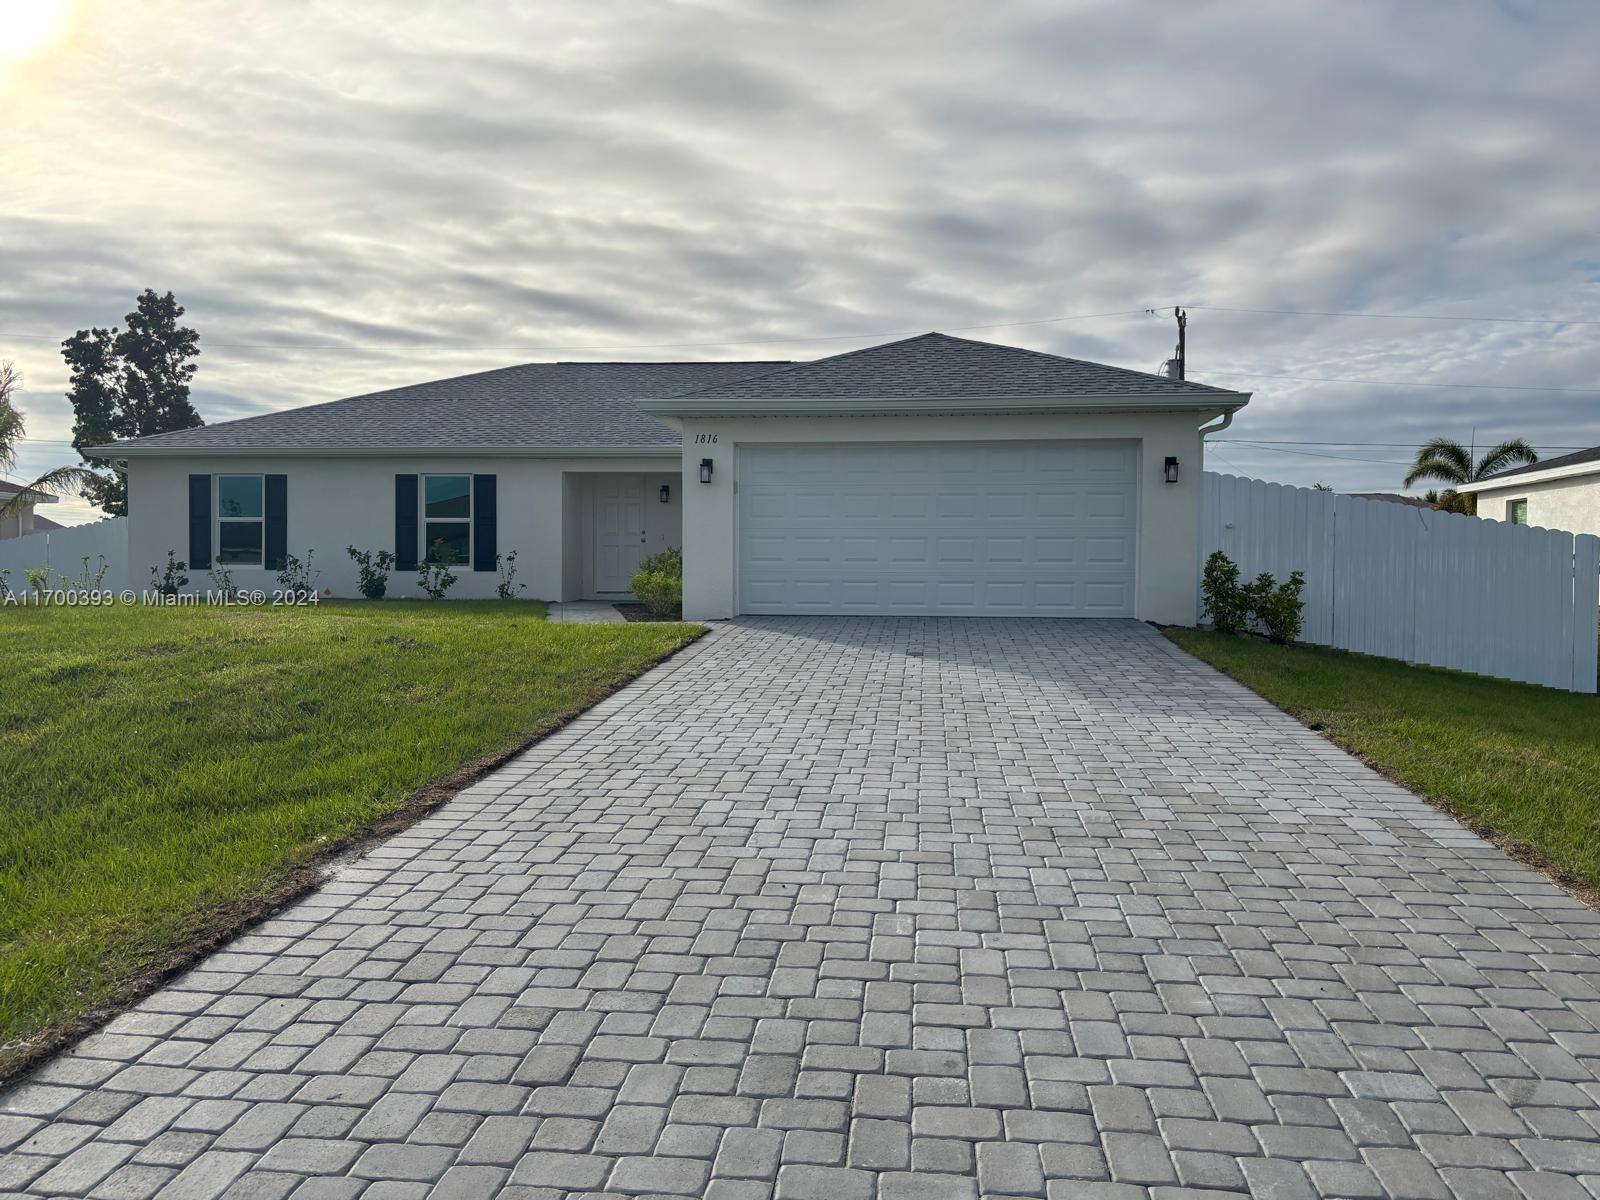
[86,444,684,460]
[1456,459,1600,493]
[639,391,1251,417]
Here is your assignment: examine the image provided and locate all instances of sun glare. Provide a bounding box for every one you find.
[0,0,72,72]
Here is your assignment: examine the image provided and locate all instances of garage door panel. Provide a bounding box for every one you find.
[739,442,1136,617]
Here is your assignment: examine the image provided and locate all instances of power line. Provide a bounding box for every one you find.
[1185,304,1600,327]
[1194,371,1600,395]
[0,308,1153,354]
[1214,443,1412,467]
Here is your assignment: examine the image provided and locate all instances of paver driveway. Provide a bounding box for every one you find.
[4,618,1600,1200]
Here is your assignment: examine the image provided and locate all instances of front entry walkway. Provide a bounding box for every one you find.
[4,619,1599,1199]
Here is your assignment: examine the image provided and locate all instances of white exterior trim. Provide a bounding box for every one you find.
[1456,458,1600,493]
[641,391,1247,418]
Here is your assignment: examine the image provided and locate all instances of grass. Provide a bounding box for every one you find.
[0,601,701,1068]
[1164,628,1600,896]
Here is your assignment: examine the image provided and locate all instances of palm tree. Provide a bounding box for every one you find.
[1403,436,1537,513]
[0,360,96,519]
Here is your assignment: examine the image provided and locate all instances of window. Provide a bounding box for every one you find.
[1508,498,1528,526]
[217,474,264,564]
[423,475,471,564]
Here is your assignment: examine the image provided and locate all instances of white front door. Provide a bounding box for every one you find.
[594,475,647,592]
[738,441,1138,616]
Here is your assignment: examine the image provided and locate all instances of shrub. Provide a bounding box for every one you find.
[1201,551,1249,634]
[1244,569,1307,645]
[495,550,526,600]
[207,562,237,598]
[277,549,320,594]
[630,546,683,617]
[150,551,188,597]
[346,546,395,600]
[24,566,51,595]
[418,540,460,600]
[62,555,109,591]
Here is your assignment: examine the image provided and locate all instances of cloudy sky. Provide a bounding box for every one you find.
[3,0,1597,524]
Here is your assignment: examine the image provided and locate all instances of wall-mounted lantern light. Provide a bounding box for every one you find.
[699,458,714,484]
[659,483,671,504]
[1163,456,1180,484]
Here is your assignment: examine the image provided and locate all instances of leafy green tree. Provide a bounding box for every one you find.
[1403,437,1537,516]
[0,360,95,520]
[65,289,203,515]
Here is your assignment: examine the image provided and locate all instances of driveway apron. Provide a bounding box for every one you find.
[3,618,1599,1200]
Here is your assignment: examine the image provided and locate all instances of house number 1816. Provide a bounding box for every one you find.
[694,433,719,444]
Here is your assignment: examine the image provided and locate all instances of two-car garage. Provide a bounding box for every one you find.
[736,441,1138,617]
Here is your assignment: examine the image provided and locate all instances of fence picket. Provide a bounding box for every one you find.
[1200,474,1598,694]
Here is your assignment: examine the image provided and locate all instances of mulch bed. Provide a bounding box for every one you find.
[614,604,684,622]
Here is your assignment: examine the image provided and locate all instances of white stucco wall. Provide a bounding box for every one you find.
[669,411,1213,625]
[1469,474,1600,538]
[125,454,680,600]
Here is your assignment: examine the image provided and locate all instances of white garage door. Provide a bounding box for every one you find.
[738,441,1137,616]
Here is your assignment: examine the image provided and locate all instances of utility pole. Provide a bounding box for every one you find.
[1173,307,1187,381]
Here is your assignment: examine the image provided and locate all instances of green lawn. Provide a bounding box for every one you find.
[1165,629,1600,896]
[0,601,701,1070]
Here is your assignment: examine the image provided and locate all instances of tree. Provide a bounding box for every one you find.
[65,289,203,515]
[1403,436,1537,516]
[0,361,96,519]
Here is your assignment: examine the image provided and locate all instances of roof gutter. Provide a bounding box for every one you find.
[639,390,1250,418]
[83,443,684,461]
[1454,459,1600,494]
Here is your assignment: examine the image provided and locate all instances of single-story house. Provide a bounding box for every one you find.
[0,480,59,540]
[89,332,1249,622]
[1455,445,1600,537]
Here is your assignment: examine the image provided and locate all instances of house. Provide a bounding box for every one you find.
[0,480,59,540]
[1348,492,1432,509]
[1455,445,1600,536]
[88,332,1249,622]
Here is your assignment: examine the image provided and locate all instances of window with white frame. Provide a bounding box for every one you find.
[1507,498,1528,526]
[217,474,264,564]
[423,475,471,564]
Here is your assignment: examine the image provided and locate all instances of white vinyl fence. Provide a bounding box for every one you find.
[0,518,129,593]
[1202,473,1600,694]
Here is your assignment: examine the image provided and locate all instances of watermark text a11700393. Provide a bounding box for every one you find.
[2,588,322,607]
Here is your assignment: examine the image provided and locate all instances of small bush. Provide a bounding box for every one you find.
[418,541,460,600]
[1245,569,1307,645]
[207,562,237,598]
[346,546,395,600]
[150,551,188,597]
[277,550,320,594]
[24,566,51,595]
[495,550,526,600]
[1201,551,1249,634]
[630,546,683,617]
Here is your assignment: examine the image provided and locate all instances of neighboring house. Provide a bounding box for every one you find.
[88,332,1249,621]
[0,480,59,540]
[1455,445,1600,537]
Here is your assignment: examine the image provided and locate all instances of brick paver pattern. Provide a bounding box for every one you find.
[4,618,1600,1200]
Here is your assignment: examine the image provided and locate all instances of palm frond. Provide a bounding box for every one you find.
[1474,439,1539,480]
[1403,454,1470,488]
[0,467,98,518]
[1410,437,1471,476]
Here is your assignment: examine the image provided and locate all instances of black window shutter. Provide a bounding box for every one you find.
[264,475,288,570]
[473,474,497,572]
[188,474,211,569]
[395,475,419,571]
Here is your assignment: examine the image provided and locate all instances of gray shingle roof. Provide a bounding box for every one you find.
[1473,444,1600,483]
[92,330,1246,457]
[672,332,1244,400]
[96,361,789,455]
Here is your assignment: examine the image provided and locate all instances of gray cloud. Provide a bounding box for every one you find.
[2,0,1597,523]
